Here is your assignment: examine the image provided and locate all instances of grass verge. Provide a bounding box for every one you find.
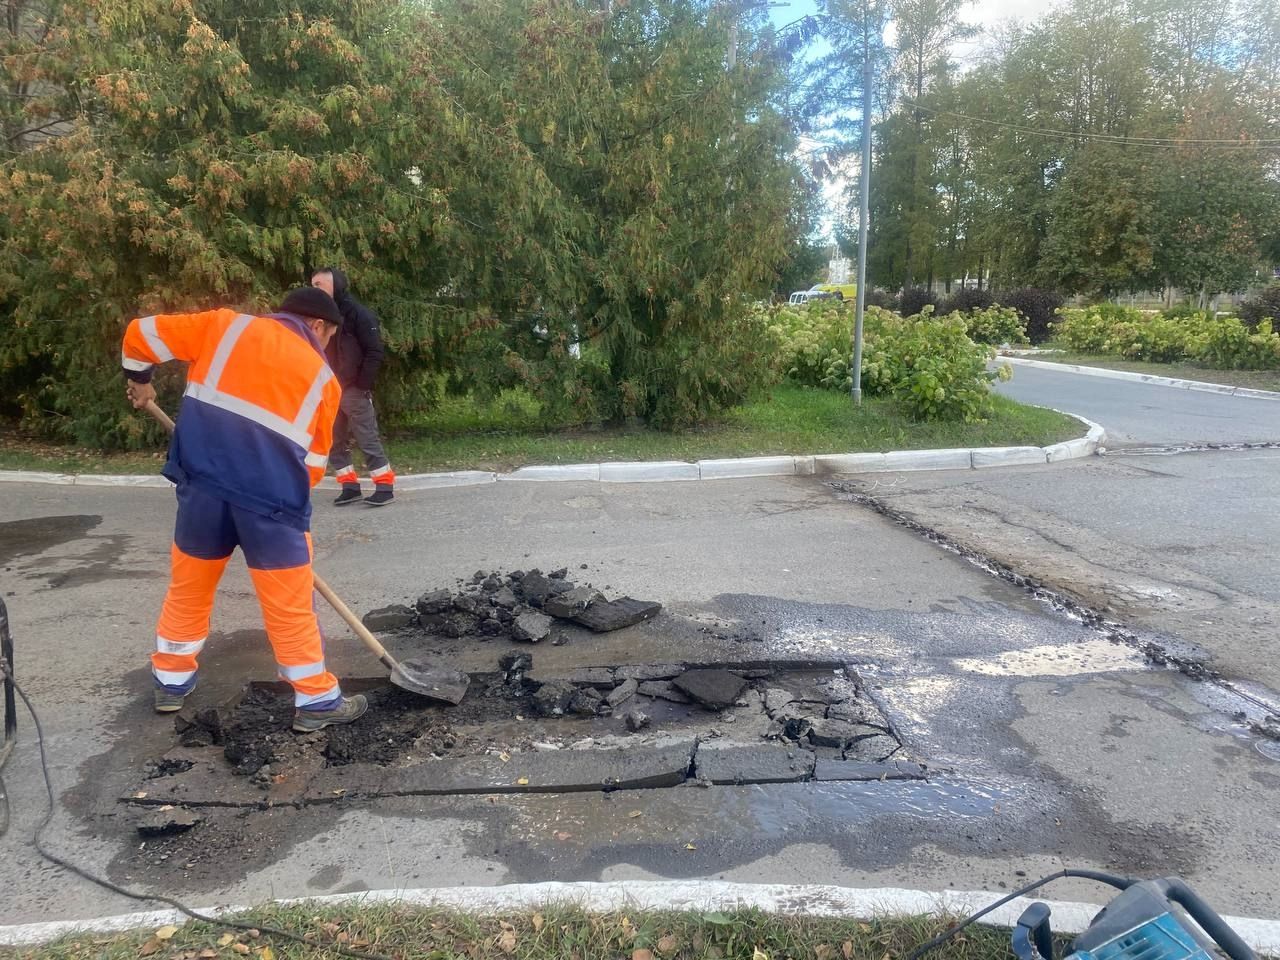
[1026,349,1280,393]
[5,904,1021,960]
[0,386,1083,477]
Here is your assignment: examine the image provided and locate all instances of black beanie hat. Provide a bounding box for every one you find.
[279,287,343,327]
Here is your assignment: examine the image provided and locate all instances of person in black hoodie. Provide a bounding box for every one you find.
[311,267,395,506]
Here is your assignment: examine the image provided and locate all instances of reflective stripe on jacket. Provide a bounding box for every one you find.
[122,308,341,530]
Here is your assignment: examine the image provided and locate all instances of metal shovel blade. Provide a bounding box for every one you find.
[389,660,471,705]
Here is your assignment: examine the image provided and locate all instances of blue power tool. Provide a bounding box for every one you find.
[1014,876,1257,960]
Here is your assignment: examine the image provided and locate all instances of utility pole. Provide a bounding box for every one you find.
[851,8,872,406]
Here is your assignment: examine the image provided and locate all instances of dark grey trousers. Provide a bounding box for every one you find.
[330,388,392,484]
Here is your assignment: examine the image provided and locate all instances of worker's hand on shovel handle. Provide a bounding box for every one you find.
[126,380,157,410]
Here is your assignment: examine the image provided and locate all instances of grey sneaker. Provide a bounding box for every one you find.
[292,694,368,733]
[154,688,187,713]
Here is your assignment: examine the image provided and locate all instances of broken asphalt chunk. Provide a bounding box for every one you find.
[512,611,553,643]
[532,679,577,717]
[695,744,816,785]
[360,604,417,632]
[606,678,639,708]
[673,669,748,711]
[415,589,453,616]
[637,680,691,703]
[813,759,926,782]
[543,586,605,619]
[571,597,662,633]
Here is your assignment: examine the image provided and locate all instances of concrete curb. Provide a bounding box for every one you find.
[1000,355,1280,401]
[0,413,1106,490]
[1,880,1277,949]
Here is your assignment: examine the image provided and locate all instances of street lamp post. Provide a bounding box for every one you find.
[851,30,872,405]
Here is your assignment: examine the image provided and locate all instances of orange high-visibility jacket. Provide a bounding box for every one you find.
[122,309,341,530]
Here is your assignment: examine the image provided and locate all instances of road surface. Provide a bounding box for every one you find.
[994,362,1280,446]
[1,474,1276,926]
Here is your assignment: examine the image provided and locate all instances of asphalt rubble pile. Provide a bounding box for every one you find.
[361,567,663,645]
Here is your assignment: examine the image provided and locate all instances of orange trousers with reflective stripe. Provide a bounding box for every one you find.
[152,484,342,710]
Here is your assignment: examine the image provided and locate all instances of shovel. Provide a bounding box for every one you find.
[142,400,470,705]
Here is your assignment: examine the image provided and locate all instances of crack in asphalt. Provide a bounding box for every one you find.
[1108,441,1280,457]
[831,483,1280,734]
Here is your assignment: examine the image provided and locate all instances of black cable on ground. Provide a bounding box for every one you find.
[13,680,395,960]
[905,869,1134,960]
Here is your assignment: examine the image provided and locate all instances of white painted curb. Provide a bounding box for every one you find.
[1001,356,1280,401]
[599,460,701,482]
[0,414,1108,489]
[1,881,1277,951]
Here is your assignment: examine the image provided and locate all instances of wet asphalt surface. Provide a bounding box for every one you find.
[1,474,1278,924]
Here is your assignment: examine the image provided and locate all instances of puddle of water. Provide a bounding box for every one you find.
[0,515,101,564]
[502,776,1015,849]
[952,639,1149,678]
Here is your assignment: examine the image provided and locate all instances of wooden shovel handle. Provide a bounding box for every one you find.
[311,575,397,670]
[140,399,398,671]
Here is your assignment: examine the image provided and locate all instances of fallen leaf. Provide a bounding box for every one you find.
[657,934,679,954]
[246,930,260,940]
[554,831,573,841]
[133,791,148,799]
[532,913,545,932]
[155,926,179,941]
[199,950,217,959]
[158,804,174,812]
[628,810,643,818]
[217,934,235,946]
[497,927,517,953]
[232,944,251,955]
[138,938,162,957]
[753,948,770,960]
[516,777,529,785]
[684,842,697,850]
[632,950,654,960]
[331,789,345,796]
[843,941,855,960]
[336,932,350,943]
[321,923,340,936]
[815,945,835,960]
[499,752,511,762]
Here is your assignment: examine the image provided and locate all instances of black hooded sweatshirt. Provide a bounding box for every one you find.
[322,268,384,391]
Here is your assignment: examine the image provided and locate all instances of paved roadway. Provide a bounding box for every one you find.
[2,470,1277,926]
[994,363,1280,446]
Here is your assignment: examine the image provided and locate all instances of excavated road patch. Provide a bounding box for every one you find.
[121,660,924,823]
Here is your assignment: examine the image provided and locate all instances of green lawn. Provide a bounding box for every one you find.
[0,385,1083,476]
[1028,348,1280,393]
[6,904,1021,960]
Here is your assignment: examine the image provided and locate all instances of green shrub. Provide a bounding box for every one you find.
[1189,316,1280,370]
[1053,305,1147,353]
[1054,305,1280,370]
[769,301,1006,421]
[767,300,853,390]
[957,305,1028,346]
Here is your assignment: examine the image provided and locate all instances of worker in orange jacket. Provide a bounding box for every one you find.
[122,287,368,732]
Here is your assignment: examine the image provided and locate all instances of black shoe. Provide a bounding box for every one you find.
[364,488,395,507]
[334,484,363,506]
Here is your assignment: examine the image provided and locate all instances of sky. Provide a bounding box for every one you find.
[768,0,1064,63]
[767,0,1065,239]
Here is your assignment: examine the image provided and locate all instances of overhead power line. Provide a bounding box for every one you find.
[899,98,1280,149]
